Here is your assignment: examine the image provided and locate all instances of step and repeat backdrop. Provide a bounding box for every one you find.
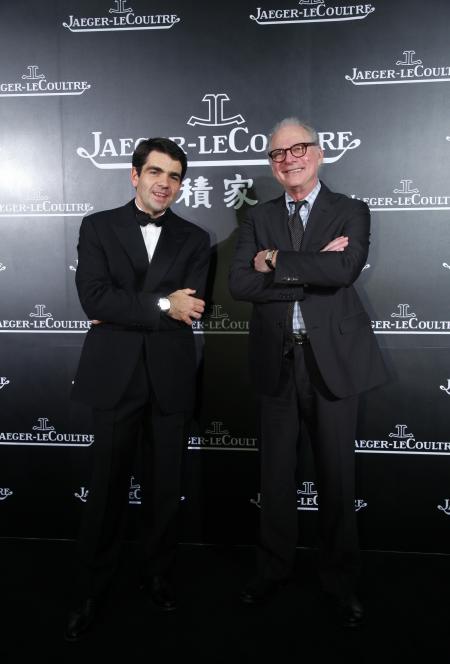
[1,0,449,552]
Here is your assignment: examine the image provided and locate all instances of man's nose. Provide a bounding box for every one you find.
[285,149,301,163]
[158,174,170,187]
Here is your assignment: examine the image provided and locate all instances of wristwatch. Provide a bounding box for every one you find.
[158,297,171,312]
[265,249,276,271]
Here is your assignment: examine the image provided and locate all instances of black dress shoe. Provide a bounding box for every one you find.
[240,576,284,605]
[64,598,100,642]
[141,575,176,612]
[335,594,365,628]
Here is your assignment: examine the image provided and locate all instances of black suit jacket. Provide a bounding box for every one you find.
[229,182,387,398]
[72,200,210,412]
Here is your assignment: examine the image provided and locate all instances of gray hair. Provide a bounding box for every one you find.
[269,117,319,149]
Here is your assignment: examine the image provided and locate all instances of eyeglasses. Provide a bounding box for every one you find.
[268,142,318,163]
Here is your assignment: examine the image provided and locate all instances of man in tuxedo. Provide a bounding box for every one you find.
[65,137,210,641]
[229,118,387,627]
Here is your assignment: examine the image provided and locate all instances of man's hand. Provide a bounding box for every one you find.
[90,320,103,325]
[320,236,348,252]
[167,288,205,326]
[254,249,278,273]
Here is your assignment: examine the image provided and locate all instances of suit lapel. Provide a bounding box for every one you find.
[301,182,335,250]
[142,209,187,292]
[112,200,149,275]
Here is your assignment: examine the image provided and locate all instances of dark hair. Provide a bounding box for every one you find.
[132,137,188,180]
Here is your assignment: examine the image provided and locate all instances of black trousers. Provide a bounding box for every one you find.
[257,342,360,598]
[76,350,186,598]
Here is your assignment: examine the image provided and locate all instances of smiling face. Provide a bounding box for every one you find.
[131,150,183,218]
[269,123,323,199]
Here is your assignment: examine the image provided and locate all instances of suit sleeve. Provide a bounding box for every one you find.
[229,210,304,303]
[75,217,162,327]
[180,231,211,299]
[274,200,370,288]
[229,199,370,304]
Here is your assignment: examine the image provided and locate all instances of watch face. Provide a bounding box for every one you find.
[159,298,170,311]
[265,251,274,269]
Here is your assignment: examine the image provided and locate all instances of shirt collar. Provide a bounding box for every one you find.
[285,180,321,212]
[134,198,167,220]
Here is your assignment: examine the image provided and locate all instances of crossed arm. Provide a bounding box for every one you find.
[77,219,210,328]
[229,204,370,303]
[253,236,349,273]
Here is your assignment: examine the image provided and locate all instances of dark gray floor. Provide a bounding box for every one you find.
[1,539,449,663]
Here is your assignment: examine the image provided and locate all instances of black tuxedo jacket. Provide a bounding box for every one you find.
[72,200,210,412]
[229,182,387,398]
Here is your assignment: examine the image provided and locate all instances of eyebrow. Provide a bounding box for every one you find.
[145,164,182,179]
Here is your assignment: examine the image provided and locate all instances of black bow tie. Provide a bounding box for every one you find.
[134,205,164,227]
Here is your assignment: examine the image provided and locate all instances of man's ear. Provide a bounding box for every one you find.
[130,167,139,188]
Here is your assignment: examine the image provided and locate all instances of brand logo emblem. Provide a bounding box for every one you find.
[0,417,94,446]
[192,304,250,334]
[251,481,367,511]
[351,179,450,211]
[75,477,187,504]
[0,377,10,390]
[0,65,91,97]
[75,487,89,502]
[129,476,141,504]
[188,420,258,451]
[76,92,361,170]
[63,2,180,32]
[371,303,450,335]
[187,93,245,127]
[0,488,13,501]
[0,305,91,333]
[0,188,93,218]
[0,262,6,271]
[250,1,375,25]
[356,423,450,455]
[346,50,450,86]
[440,379,450,396]
[437,499,450,516]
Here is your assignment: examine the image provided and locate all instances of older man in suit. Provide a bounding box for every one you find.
[229,118,387,627]
[65,137,210,641]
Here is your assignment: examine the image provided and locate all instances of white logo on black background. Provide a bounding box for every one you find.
[192,304,249,334]
[371,303,450,334]
[437,499,450,516]
[351,179,450,211]
[0,488,13,501]
[76,92,361,170]
[440,380,450,396]
[188,420,258,451]
[75,477,186,504]
[251,481,367,511]
[251,1,375,25]
[0,188,93,217]
[297,481,319,510]
[346,50,450,86]
[187,93,245,127]
[356,423,450,455]
[0,65,90,97]
[63,2,180,32]
[0,377,10,390]
[129,476,141,504]
[0,417,93,446]
[0,305,91,333]
[75,487,89,502]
